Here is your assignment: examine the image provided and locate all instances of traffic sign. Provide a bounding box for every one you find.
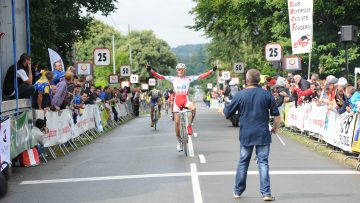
[207,83,213,89]
[222,71,231,80]
[93,48,110,66]
[265,43,282,61]
[141,83,149,90]
[108,74,119,84]
[218,77,225,84]
[76,62,92,75]
[234,62,244,73]
[231,77,240,84]
[121,81,130,88]
[283,55,302,71]
[120,65,131,76]
[355,67,360,74]
[148,78,156,86]
[130,74,139,83]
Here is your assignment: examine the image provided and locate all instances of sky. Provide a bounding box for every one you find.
[94,0,210,48]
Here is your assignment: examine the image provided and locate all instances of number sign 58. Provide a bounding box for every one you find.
[265,44,282,61]
[120,65,131,76]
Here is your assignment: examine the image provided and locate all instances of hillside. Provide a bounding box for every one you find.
[171,44,209,75]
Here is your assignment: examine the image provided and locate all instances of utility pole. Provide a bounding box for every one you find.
[216,60,220,88]
[112,35,116,74]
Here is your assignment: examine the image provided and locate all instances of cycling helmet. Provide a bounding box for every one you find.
[176,63,187,69]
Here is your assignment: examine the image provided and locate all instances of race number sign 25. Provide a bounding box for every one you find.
[265,43,282,61]
[93,48,110,66]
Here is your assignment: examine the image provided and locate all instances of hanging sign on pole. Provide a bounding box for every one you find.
[93,48,111,66]
[265,43,282,61]
[120,65,131,76]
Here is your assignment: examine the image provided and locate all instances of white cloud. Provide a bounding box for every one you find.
[94,0,210,47]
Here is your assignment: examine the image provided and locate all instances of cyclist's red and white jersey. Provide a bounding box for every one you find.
[150,70,213,96]
[150,69,213,110]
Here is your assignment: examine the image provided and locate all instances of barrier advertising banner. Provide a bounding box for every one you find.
[307,104,327,135]
[46,109,73,145]
[287,104,305,131]
[94,104,104,132]
[352,115,360,152]
[75,105,95,136]
[0,118,11,171]
[10,112,37,159]
[336,112,356,152]
[323,110,337,146]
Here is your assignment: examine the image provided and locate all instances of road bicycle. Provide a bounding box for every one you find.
[175,107,192,156]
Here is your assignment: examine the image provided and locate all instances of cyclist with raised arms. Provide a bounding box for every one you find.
[146,63,217,151]
[148,87,162,127]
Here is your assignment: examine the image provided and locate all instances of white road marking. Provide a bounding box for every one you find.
[275,133,286,146]
[190,163,203,203]
[198,170,360,176]
[198,154,206,163]
[269,124,286,146]
[193,133,198,137]
[20,170,360,185]
[188,136,195,157]
[20,173,190,185]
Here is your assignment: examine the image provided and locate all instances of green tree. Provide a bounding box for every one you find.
[119,30,178,82]
[30,0,118,66]
[190,0,360,79]
[75,21,177,86]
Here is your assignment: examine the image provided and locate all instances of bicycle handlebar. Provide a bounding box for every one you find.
[174,109,192,113]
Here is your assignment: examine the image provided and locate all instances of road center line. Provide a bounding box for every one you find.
[190,163,203,203]
[188,136,195,157]
[20,170,360,185]
[198,154,206,163]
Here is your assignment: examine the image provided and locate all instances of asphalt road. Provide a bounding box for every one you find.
[3,103,360,203]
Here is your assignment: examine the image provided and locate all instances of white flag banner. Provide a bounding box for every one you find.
[288,0,313,54]
[48,48,65,71]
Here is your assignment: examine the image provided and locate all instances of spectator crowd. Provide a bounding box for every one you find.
[204,71,359,116]
[2,53,151,122]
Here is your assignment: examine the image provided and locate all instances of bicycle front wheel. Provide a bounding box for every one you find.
[154,109,157,131]
[180,117,188,156]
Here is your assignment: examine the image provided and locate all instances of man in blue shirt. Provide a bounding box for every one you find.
[223,69,281,201]
[51,60,65,85]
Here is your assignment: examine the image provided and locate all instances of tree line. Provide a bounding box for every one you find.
[189,0,360,81]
